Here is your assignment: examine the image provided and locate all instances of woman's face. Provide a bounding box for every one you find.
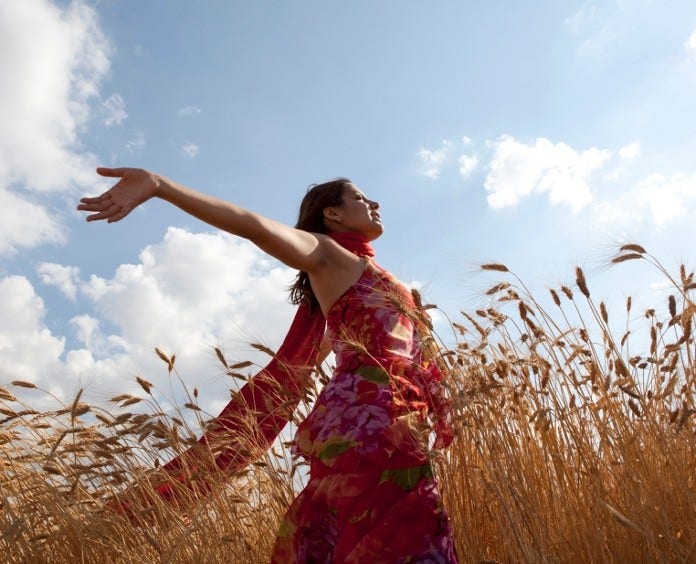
[328,183,383,239]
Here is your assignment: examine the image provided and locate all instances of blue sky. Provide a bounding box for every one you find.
[1,0,696,413]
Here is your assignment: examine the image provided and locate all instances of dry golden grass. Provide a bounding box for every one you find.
[1,245,694,562]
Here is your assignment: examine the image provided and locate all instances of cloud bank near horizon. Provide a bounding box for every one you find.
[1,228,297,412]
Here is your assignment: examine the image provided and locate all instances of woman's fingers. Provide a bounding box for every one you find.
[96,166,128,178]
[107,206,130,223]
[78,195,110,208]
[80,195,128,222]
[78,192,112,210]
[85,208,119,222]
[76,201,99,211]
[78,197,100,205]
[79,187,118,209]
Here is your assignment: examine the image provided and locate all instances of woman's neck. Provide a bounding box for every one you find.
[328,231,375,257]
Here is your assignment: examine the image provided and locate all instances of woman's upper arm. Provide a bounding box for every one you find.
[246,214,327,272]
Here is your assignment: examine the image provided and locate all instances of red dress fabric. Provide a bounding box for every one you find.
[272,259,457,563]
[154,233,369,498]
[156,303,326,500]
[149,234,456,562]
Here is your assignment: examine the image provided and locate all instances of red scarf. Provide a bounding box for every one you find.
[155,231,374,501]
[328,231,375,259]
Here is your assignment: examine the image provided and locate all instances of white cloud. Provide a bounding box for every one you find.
[458,154,478,180]
[415,133,692,234]
[180,143,200,158]
[686,28,696,57]
[37,262,81,300]
[415,133,692,230]
[178,105,202,115]
[69,314,126,357]
[618,141,640,159]
[0,273,124,405]
[594,173,696,229]
[1,228,299,412]
[484,136,611,212]
[70,314,100,348]
[415,140,453,179]
[0,187,65,255]
[125,131,146,153]
[77,229,295,401]
[79,228,294,349]
[0,0,109,191]
[631,173,696,227]
[101,93,127,126]
[0,276,65,384]
[0,0,110,254]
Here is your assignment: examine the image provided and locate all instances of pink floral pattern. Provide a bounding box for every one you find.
[272,260,457,563]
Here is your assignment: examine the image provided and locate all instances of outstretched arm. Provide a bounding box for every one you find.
[78,167,324,272]
[107,296,327,521]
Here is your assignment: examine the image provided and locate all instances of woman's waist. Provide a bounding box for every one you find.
[328,324,416,361]
[309,451,431,481]
[333,351,440,393]
[294,400,432,470]
[334,350,417,372]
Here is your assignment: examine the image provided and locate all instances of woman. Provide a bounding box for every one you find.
[79,168,457,563]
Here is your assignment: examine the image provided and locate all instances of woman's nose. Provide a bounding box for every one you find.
[369,199,379,209]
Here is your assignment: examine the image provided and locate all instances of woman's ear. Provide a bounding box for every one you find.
[323,206,341,223]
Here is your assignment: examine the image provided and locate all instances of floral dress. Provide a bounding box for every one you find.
[272,259,457,563]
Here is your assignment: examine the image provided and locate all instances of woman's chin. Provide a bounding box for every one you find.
[368,224,384,240]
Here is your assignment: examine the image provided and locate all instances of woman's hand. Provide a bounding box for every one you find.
[78,167,160,223]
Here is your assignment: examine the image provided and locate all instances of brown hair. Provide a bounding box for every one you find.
[289,178,351,309]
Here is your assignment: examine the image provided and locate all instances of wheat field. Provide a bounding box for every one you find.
[1,245,694,563]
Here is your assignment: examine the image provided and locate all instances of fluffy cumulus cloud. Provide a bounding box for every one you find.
[79,228,294,350]
[618,142,640,159]
[416,133,695,229]
[0,188,65,254]
[37,262,81,300]
[413,130,696,237]
[633,174,696,226]
[484,136,611,212]
[0,273,117,404]
[0,0,110,254]
[0,276,65,386]
[5,228,297,413]
[415,140,452,179]
[595,173,696,229]
[416,137,480,181]
[180,143,200,158]
[458,154,478,179]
